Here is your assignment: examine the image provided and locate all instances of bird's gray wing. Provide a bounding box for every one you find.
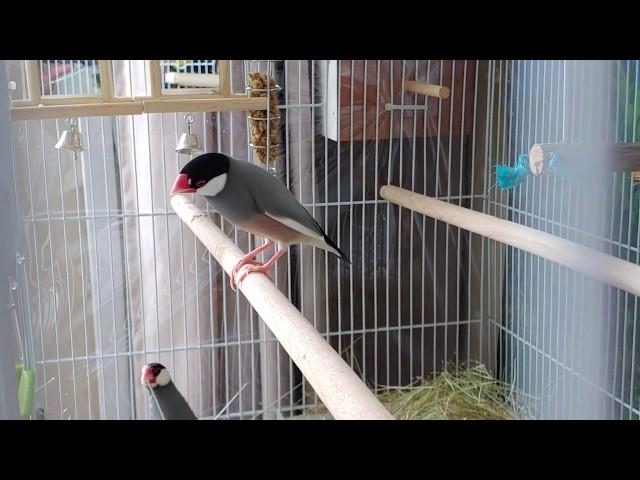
[239,161,326,240]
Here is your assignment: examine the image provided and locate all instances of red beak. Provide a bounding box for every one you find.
[141,365,156,384]
[170,173,196,195]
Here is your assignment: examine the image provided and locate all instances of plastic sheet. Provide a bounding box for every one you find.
[8,60,485,419]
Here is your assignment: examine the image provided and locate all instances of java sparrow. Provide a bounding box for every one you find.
[170,153,350,290]
[140,363,197,420]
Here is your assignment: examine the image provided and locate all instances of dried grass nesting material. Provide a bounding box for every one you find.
[247,72,280,165]
[632,171,640,183]
[303,362,521,420]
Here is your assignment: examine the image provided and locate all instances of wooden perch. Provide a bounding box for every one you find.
[10,60,255,120]
[404,80,450,99]
[529,143,640,176]
[11,96,268,120]
[10,101,145,120]
[171,195,394,420]
[164,72,220,89]
[380,185,640,298]
[142,96,266,114]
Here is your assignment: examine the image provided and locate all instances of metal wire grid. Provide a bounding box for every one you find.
[485,60,640,419]
[10,59,486,419]
[160,60,218,90]
[13,59,638,420]
[238,60,486,417]
[36,60,100,97]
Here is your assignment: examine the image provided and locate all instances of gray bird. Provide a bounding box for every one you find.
[140,363,197,420]
[170,152,350,290]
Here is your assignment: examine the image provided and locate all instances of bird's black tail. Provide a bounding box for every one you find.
[323,232,351,265]
[313,218,351,264]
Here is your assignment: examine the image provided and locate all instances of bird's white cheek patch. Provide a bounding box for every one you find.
[155,369,171,386]
[196,173,228,197]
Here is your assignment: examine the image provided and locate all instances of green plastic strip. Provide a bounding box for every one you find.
[18,369,35,419]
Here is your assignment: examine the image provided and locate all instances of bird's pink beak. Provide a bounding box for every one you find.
[141,365,156,385]
[170,173,196,195]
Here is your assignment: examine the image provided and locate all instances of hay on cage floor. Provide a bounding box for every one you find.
[301,362,520,420]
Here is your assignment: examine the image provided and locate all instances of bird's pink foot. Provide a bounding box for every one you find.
[235,262,276,286]
[228,241,275,291]
[235,248,287,288]
[230,259,264,291]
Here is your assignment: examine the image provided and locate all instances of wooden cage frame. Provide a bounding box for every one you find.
[10,60,268,120]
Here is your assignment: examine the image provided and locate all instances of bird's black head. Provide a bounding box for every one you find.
[141,362,171,388]
[170,153,231,197]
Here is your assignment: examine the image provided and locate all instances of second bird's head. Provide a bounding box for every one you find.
[171,153,230,197]
[140,363,171,389]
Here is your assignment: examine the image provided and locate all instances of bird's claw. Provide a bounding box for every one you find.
[229,258,264,291]
[235,263,273,287]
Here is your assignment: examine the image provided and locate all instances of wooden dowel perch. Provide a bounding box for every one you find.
[529,143,640,176]
[171,195,394,420]
[164,72,220,89]
[380,185,640,298]
[404,80,450,99]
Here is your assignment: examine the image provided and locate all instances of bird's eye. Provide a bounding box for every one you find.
[195,180,206,188]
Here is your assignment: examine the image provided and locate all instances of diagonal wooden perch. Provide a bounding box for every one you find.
[380,185,640,298]
[171,195,394,420]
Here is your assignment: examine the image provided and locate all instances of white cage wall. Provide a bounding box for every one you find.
[488,60,640,419]
[5,60,640,420]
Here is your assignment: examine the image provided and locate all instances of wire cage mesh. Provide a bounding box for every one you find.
[160,60,219,92]
[37,60,100,97]
[4,59,639,420]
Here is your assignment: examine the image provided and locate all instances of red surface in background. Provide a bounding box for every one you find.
[339,61,477,141]
[40,63,75,95]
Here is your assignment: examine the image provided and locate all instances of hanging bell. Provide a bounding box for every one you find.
[55,118,84,154]
[176,113,203,155]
